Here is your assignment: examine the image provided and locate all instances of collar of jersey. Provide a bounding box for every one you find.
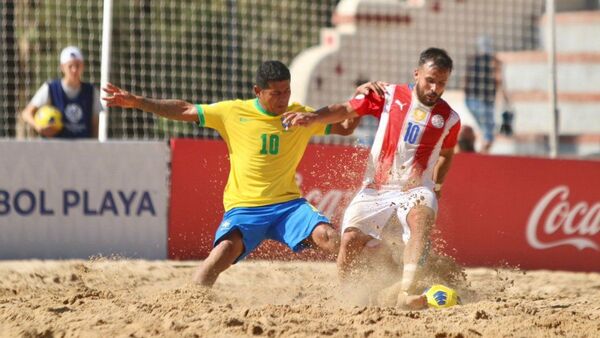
[254,98,277,117]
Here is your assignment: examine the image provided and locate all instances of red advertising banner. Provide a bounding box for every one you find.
[168,139,368,261]
[169,139,600,271]
[168,139,230,260]
[436,153,600,271]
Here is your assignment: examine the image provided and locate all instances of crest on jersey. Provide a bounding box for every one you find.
[431,114,445,128]
[413,109,427,122]
[64,103,83,123]
[354,94,365,100]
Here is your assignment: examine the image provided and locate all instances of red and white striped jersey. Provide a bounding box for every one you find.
[349,83,460,190]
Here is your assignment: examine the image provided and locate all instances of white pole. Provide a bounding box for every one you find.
[99,0,114,142]
[546,0,559,158]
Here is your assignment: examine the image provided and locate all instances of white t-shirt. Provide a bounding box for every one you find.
[29,81,102,115]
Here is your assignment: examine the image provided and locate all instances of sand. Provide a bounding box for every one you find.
[1,257,599,337]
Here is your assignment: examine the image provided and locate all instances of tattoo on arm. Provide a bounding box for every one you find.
[137,97,192,120]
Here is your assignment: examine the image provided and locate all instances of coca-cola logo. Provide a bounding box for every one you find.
[305,188,358,220]
[296,172,355,220]
[527,186,600,250]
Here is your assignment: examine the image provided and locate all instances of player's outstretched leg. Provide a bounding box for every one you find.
[336,228,373,282]
[397,204,435,309]
[192,229,244,287]
[308,222,340,253]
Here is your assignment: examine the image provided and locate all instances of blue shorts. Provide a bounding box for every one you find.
[214,198,330,263]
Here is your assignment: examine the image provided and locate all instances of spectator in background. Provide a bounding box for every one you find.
[464,36,503,153]
[21,46,100,138]
[456,125,476,153]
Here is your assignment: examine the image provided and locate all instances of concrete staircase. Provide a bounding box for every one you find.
[495,10,600,157]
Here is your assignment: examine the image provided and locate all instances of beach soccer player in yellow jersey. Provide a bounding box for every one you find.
[103,60,371,287]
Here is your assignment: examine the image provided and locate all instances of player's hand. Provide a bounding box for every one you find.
[102,83,138,109]
[36,125,60,137]
[354,81,389,97]
[281,111,318,128]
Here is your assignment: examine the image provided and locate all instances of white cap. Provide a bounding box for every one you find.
[60,46,84,64]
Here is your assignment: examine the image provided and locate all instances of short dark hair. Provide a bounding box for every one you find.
[256,60,291,88]
[418,47,453,72]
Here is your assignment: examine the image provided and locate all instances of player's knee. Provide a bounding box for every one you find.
[216,238,236,252]
[313,224,340,250]
[326,227,341,247]
[214,230,244,257]
[407,206,435,233]
[341,229,368,250]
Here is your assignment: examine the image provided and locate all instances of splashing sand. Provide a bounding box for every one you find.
[1,257,599,337]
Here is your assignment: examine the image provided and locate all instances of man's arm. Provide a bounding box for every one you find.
[327,81,388,135]
[432,147,455,198]
[328,117,361,136]
[21,104,38,131]
[283,102,359,128]
[103,83,198,122]
[494,56,512,107]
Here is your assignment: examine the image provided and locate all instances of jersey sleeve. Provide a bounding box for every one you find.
[348,91,385,118]
[442,118,461,149]
[195,100,232,134]
[29,83,50,107]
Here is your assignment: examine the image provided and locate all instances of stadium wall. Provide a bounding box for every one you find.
[169,139,600,272]
[0,141,170,259]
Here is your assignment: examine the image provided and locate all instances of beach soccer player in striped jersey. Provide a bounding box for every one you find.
[103,60,375,287]
[283,48,461,309]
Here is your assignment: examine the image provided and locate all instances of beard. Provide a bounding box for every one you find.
[416,88,440,107]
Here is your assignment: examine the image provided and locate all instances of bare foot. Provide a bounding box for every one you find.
[375,282,428,309]
[375,281,402,306]
[398,293,428,310]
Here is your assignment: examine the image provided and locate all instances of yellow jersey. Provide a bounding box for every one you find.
[196,98,331,211]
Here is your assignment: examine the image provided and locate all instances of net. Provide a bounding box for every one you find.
[1,0,545,144]
[1,0,338,139]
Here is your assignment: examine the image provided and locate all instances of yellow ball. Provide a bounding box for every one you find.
[35,105,63,131]
[424,284,461,309]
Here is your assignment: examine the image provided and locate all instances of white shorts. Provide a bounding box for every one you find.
[341,186,438,244]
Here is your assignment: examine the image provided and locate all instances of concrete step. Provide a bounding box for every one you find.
[507,94,600,134]
[492,134,600,158]
[497,51,600,92]
[540,10,600,53]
